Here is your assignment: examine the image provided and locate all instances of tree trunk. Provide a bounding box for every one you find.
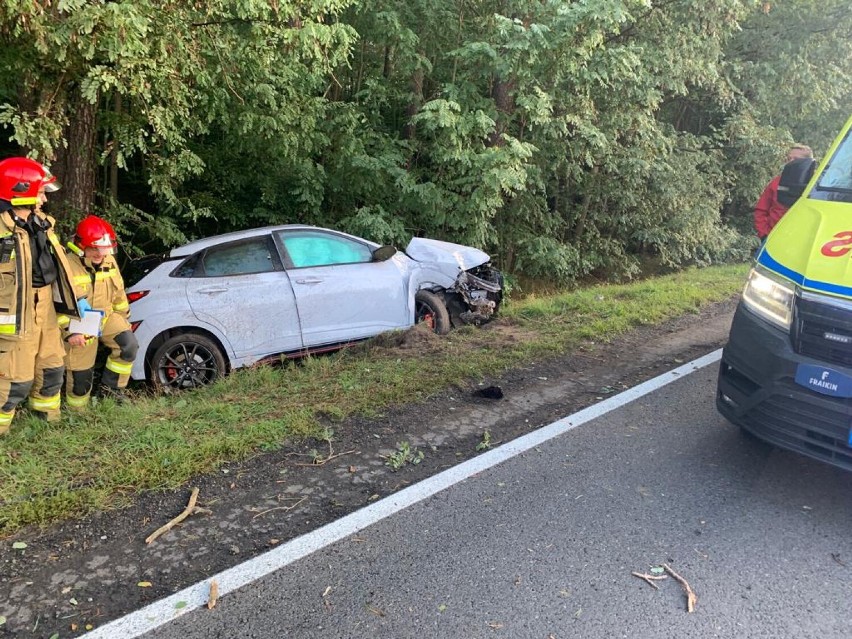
[53,92,98,218]
[487,75,515,148]
[110,93,122,200]
[403,65,424,140]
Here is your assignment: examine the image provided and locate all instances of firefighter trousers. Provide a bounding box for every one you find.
[0,285,67,433]
[64,312,138,410]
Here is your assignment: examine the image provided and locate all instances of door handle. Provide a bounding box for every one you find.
[295,278,323,285]
[197,286,229,294]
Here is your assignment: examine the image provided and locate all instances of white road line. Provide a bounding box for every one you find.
[86,348,723,638]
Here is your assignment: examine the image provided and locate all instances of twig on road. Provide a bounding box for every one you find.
[207,580,219,610]
[145,488,200,544]
[631,572,668,590]
[294,449,358,466]
[251,496,306,520]
[663,563,697,612]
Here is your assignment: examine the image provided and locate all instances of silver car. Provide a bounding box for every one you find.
[125,225,503,389]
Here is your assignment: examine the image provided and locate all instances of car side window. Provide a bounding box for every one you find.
[196,237,277,277]
[277,231,374,268]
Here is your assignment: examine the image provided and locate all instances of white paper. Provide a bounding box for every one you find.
[68,310,104,337]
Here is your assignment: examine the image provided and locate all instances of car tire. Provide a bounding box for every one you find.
[151,332,227,391]
[415,290,451,335]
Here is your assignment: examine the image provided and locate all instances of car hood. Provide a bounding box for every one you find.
[760,198,852,298]
[405,237,490,271]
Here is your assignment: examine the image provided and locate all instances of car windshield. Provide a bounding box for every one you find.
[811,128,852,202]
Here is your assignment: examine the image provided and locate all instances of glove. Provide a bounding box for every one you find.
[77,298,92,314]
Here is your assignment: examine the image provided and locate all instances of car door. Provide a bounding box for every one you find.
[275,229,409,347]
[183,234,303,359]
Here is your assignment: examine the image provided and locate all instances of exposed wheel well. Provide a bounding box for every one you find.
[144,327,230,381]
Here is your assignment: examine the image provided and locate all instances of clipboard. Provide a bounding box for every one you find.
[68,310,104,337]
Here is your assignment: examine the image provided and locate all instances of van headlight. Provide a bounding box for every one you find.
[741,266,795,330]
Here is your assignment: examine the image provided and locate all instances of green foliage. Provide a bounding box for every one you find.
[384,441,424,470]
[0,0,848,279]
[476,430,492,452]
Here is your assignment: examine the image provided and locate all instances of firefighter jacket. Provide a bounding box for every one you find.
[57,252,130,333]
[0,209,80,338]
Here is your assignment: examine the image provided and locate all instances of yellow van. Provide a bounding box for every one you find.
[717,115,852,470]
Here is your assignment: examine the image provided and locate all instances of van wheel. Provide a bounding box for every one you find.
[415,290,451,335]
[151,333,226,391]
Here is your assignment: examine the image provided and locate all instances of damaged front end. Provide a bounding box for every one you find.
[450,263,504,325]
[404,236,504,326]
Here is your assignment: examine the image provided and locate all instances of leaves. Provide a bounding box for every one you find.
[0,0,848,281]
[11,541,26,549]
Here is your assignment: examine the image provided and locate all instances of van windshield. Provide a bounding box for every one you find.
[811,128,852,203]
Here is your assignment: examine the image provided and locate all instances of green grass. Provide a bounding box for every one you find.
[0,263,748,535]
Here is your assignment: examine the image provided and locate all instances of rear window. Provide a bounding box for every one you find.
[123,255,169,287]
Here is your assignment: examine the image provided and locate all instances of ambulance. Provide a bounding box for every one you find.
[717,115,852,470]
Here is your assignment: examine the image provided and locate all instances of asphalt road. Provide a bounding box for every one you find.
[140,359,852,639]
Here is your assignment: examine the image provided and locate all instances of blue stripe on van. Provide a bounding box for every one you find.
[758,250,852,298]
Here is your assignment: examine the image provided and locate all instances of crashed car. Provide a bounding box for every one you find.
[125,225,503,389]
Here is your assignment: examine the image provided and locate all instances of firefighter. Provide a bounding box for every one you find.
[60,215,137,407]
[0,157,81,434]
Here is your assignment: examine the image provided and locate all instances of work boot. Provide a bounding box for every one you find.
[98,385,128,405]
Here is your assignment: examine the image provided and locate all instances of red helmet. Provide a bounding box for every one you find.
[76,215,117,254]
[0,157,57,206]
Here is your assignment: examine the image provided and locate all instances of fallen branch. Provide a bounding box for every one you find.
[251,496,306,520]
[207,580,219,610]
[663,563,697,612]
[294,449,358,467]
[145,488,200,544]
[631,571,668,590]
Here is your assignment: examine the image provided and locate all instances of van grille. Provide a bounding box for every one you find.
[739,382,852,471]
[794,296,852,367]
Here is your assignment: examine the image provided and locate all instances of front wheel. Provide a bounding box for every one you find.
[150,332,227,391]
[414,290,451,335]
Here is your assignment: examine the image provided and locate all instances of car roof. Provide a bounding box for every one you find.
[169,224,379,257]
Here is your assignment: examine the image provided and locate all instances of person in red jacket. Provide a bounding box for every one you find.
[754,144,814,240]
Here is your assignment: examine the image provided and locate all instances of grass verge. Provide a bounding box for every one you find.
[0,263,748,535]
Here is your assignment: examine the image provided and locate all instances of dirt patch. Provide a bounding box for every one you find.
[0,298,737,638]
[359,321,445,353]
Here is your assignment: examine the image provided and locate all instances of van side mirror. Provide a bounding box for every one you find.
[372,245,397,262]
[777,158,817,207]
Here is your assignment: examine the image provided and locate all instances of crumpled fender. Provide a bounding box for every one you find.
[403,266,459,322]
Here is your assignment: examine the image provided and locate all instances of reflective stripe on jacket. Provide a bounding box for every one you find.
[58,253,130,330]
[0,210,80,338]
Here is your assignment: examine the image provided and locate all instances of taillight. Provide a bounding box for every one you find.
[130,321,142,332]
[127,290,150,303]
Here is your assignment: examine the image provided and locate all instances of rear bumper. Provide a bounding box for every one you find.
[717,304,852,471]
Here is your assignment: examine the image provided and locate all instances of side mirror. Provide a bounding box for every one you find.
[777,157,817,207]
[372,245,397,262]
